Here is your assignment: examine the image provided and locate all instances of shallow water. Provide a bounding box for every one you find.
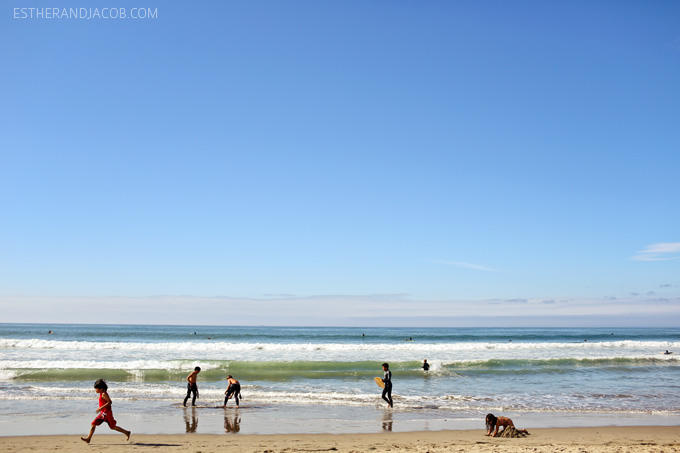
[1,324,678,435]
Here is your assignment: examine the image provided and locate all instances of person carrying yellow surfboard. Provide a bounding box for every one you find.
[381,363,393,408]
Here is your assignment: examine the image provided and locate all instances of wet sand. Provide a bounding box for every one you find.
[1,425,678,452]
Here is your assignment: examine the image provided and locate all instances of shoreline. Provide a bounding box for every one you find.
[2,402,679,437]
[1,426,679,452]
[2,401,679,437]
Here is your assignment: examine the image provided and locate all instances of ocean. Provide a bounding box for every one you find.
[1,324,678,436]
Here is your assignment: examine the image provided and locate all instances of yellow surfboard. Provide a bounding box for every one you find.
[374,376,385,388]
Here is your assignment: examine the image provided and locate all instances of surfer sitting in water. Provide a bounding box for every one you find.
[485,413,529,437]
[223,375,241,407]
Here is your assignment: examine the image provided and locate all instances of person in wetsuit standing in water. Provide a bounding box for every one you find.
[381,362,393,408]
[183,367,200,407]
[223,375,241,407]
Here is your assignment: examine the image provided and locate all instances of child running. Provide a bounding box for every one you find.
[81,379,131,444]
[183,366,201,407]
[223,375,241,407]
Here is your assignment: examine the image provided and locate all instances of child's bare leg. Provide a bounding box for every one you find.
[113,426,131,440]
[81,425,96,443]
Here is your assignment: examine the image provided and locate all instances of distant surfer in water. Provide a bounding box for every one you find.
[422,359,429,371]
[381,362,393,408]
[223,375,241,407]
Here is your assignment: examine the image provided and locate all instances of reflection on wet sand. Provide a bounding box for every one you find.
[382,410,393,431]
[224,410,241,433]
[183,407,198,433]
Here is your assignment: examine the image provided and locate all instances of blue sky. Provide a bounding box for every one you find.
[1,1,679,326]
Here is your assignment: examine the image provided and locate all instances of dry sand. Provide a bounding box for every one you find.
[1,426,679,452]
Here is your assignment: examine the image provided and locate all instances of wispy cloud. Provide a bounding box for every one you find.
[631,242,680,261]
[429,259,500,272]
[4,294,679,326]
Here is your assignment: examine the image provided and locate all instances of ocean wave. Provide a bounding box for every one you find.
[1,338,678,352]
[0,356,676,384]
[444,356,679,368]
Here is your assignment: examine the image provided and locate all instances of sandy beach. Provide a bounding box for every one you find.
[1,426,678,452]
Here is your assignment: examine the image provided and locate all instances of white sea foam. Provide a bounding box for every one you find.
[0,354,674,373]
[1,338,678,352]
[0,359,221,372]
[0,370,19,380]
[1,383,675,415]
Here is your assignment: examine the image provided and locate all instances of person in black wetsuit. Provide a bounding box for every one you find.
[223,375,241,407]
[183,367,200,407]
[422,359,430,371]
[381,362,393,408]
